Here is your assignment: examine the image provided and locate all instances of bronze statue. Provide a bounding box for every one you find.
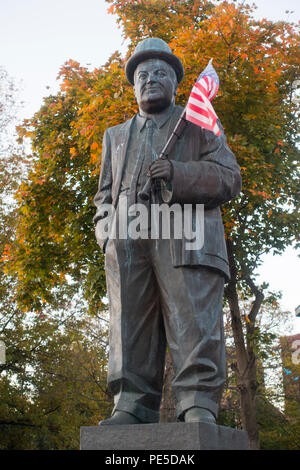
[93,38,242,425]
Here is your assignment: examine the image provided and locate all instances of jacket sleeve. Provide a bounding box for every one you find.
[93,129,113,251]
[162,120,242,208]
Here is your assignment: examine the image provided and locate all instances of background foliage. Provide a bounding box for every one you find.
[0,0,299,449]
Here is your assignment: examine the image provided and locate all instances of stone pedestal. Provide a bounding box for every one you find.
[80,422,248,450]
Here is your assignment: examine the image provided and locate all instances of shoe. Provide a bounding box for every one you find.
[184,407,216,424]
[99,410,142,426]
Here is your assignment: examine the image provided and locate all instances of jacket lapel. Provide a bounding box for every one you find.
[112,117,135,206]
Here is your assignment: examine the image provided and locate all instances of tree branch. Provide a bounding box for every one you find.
[244,274,264,324]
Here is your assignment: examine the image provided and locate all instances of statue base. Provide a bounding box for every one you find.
[80,422,248,450]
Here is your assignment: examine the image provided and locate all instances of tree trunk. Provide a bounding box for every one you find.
[226,239,260,450]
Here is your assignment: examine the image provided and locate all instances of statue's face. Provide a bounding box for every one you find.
[133,58,178,114]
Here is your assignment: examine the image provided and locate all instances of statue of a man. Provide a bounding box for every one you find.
[94,38,241,425]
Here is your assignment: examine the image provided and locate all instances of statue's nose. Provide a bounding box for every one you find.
[146,72,157,83]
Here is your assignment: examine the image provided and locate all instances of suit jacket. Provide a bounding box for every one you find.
[93,105,242,280]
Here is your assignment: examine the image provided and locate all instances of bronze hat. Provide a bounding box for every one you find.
[125,37,184,85]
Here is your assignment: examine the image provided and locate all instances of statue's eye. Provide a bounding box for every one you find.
[138,73,147,80]
[157,70,166,78]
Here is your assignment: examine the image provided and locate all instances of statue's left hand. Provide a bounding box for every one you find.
[148,158,173,182]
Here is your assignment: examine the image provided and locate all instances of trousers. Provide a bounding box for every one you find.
[104,234,226,423]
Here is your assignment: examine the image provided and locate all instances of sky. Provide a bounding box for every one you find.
[0,0,299,332]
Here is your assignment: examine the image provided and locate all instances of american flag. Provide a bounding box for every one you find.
[185,59,221,136]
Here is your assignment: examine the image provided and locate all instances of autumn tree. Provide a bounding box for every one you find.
[0,68,112,449]
[6,1,300,449]
[0,67,25,261]
[9,56,133,313]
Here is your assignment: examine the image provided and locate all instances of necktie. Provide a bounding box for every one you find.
[138,118,154,191]
[128,118,153,209]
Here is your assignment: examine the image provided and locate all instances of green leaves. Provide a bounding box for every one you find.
[0,0,299,449]
[0,303,111,449]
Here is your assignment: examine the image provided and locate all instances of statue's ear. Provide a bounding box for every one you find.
[132,73,138,99]
[174,80,179,97]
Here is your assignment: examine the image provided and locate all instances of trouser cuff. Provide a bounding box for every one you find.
[113,398,160,423]
[176,395,218,420]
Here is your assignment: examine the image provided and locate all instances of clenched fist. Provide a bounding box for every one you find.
[148,157,173,182]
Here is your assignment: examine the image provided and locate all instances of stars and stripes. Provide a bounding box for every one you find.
[185,59,221,136]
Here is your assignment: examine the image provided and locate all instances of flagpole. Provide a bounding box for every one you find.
[138,58,219,201]
[138,107,187,201]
